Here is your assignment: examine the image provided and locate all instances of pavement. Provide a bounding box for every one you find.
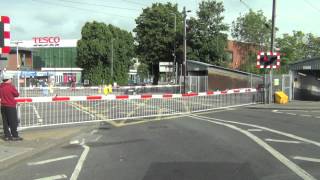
[0,124,97,171]
[250,100,320,110]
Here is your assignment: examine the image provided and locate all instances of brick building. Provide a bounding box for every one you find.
[225,40,260,69]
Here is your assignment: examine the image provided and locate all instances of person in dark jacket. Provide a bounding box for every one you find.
[0,74,22,141]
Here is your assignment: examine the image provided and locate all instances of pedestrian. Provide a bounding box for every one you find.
[0,73,23,141]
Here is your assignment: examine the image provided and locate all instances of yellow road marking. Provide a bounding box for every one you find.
[69,102,122,127]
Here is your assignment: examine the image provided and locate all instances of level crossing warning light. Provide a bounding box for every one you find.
[0,16,10,54]
[256,51,280,69]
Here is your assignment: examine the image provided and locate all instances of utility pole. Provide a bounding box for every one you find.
[183,6,187,94]
[269,0,276,104]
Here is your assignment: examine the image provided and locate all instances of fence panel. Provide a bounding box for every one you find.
[12,88,263,129]
[18,85,182,97]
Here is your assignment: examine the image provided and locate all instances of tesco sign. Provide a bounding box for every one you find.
[32,36,60,47]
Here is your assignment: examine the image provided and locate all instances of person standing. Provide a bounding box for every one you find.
[0,74,23,141]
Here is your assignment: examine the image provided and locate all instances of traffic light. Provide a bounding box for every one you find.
[256,51,280,69]
[0,16,10,54]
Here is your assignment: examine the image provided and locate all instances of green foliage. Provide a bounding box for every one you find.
[231,10,272,51]
[134,3,183,85]
[187,0,229,66]
[239,51,264,74]
[137,63,149,82]
[77,22,134,85]
[277,31,320,73]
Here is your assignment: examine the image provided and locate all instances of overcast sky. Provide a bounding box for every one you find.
[1,0,320,41]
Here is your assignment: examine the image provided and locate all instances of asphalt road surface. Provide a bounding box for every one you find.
[2,105,320,180]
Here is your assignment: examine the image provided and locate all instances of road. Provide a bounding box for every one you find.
[1,105,320,180]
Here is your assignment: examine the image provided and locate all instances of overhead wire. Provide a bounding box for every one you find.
[54,0,141,11]
[239,0,252,10]
[302,0,320,14]
[31,0,135,18]
[122,0,149,7]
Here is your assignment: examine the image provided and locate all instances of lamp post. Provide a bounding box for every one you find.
[13,41,23,93]
[170,13,177,84]
[183,7,191,93]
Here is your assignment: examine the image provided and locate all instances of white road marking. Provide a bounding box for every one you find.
[286,113,297,116]
[70,140,80,145]
[272,110,283,114]
[316,116,320,119]
[28,155,78,166]
[265,139,302,144]
[300,114,312,117]
[190,115,317,180]
[247,129,263,132]
[94,135,103,142]
[293,156,320,163]
[32,105,43,123]
[34,174,67,180]
[190,114,320,148]
[90,130,98,135]
[70,139,90,180]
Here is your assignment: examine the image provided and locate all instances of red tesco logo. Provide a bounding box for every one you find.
[32,36,60,44]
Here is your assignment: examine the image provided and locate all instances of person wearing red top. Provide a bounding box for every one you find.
[0,74,22,141]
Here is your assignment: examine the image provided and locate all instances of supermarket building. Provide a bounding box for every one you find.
[3,36,81,86]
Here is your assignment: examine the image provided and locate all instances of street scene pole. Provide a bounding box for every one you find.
[173,13,177,84]
[183,6,187,93]
[269,0,276,104]
[16,42,20,93]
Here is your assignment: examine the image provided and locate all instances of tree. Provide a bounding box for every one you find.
[231,10,273,73]
[187,0,229,66]
[137,63,149,82]
[231,10,272,50]
[77,22,134,85]
[277,31,320,73]
[134,3,183,85]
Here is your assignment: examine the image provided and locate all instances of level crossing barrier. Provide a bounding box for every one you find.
[14,88,263,129]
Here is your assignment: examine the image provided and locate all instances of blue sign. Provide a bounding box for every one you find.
[20,71,36,78]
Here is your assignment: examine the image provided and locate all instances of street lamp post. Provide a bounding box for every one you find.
[170,13,177,84]
[182,7,191,93]
[13,41,23,93]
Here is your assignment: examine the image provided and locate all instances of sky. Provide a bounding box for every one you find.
[1,0,320,41]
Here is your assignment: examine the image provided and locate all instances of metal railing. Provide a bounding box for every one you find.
[18,85,182,97]
[14,89,264,129]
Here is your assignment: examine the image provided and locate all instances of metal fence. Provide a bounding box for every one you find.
[263,74,292,103]
[179,76,208,93]
[14,89,263,129]
[18,85,182,97]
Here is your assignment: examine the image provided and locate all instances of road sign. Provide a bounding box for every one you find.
[0,16,10,54]
[159,62,173,72]
[256,51,280,69]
